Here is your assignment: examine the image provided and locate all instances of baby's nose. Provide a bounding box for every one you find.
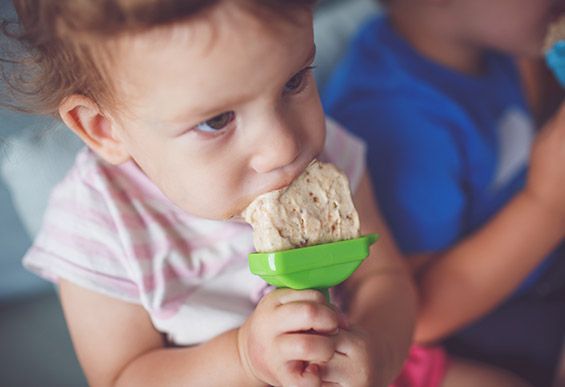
[249,120,301,174]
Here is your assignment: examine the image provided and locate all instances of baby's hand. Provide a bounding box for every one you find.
[238,288,343,387]
[320,326,374,387]
[526,102,565,224]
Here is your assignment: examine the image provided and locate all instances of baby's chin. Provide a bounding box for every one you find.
[227,214,247,224]
[170,201,235,222]
[193,203,250,223]
[223,202,254,223]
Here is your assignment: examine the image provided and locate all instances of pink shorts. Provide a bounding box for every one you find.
[390,345,449,387]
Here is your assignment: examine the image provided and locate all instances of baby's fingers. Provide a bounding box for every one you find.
[274,301,341,334]
[276,333,336,364]
[319,352,349,385]
[320,330,372,387]
[276,288,328,305]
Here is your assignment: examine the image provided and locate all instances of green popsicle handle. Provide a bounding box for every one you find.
[248,234,379,302]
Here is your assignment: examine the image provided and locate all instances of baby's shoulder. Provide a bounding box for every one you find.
[56,147,122,197]
[59,147,168,209]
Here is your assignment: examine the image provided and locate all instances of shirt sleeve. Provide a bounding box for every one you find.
[321,117,367,194]
[328,97,466,254]
[23,161,140,303]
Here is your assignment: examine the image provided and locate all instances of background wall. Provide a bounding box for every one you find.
[0,0,50,300]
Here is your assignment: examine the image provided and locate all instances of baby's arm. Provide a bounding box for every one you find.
[333,172,417,386]
[59,279,262,386]
[60,278,341,386]
[413,104,565,344]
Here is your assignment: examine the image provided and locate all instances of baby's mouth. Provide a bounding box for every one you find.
[227,214,247,223]
[228,154,319,221]
[264,155,317,192]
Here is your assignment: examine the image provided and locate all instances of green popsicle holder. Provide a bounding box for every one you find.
[248,233,379,302]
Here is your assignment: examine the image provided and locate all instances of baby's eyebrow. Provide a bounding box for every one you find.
[164,43,317,126]
[165,94,250,127]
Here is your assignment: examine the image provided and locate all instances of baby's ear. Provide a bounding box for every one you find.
[59,95,130,165]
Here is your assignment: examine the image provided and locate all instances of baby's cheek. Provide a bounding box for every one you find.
[203,182,244,220]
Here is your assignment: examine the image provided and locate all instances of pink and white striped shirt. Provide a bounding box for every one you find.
[24,118,366,346]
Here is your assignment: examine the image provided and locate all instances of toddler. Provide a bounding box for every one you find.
[324,0,565,385]
[3,0,418,386]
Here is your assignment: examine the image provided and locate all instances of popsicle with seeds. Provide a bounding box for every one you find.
[242,160,378,301]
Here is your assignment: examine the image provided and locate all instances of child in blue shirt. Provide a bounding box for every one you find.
[324,0,565,385]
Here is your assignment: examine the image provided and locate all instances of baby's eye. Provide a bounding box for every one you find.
[284,66,314,94]
[196,111,235,133]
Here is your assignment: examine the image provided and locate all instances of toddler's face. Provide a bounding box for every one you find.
[107,4,325,220]
[458,0,563,56]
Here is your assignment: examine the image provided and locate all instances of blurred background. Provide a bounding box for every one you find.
[0,0,379,385]
[0,1,86,384]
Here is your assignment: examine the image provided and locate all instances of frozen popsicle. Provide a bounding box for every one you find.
[242,160,360,253]
[242,160,378,300]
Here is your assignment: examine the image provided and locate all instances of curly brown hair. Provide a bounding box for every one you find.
[1,0,316,115]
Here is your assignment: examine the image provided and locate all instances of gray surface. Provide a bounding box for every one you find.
[314,0,378,88]
[0,0,49,300]
[2,120,83,239]
[0,110,50,300]
[0,289,87,386]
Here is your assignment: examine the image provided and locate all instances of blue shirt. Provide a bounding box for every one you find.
[323,15,556,293]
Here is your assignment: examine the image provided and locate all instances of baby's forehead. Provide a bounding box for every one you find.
[4,0,315,117]
[104,3,314,121]
[109,2,306,66]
